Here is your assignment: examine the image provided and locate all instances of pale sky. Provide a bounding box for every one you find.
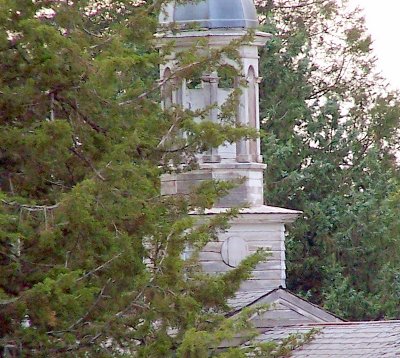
[349,0,400,90]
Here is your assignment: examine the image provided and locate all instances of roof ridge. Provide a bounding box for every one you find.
[271,319,400,328]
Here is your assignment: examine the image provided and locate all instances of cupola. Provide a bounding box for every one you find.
[158,0,271,207]
[159,0,259,30]
[157,1,300,293]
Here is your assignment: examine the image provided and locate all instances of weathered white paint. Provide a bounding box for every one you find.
[221,237,249,267]
[192,207,300,291]
[158,29,271,207]
[157,24,301,294]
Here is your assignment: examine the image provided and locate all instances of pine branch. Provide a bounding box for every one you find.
[67,281,110,330]
[1,199,59,212]
[82,27,104,38]
[0,297,20,306]
[55,95,107,134]
[69,147,106,181]
[77,253,122,282]
[119,60,202,106]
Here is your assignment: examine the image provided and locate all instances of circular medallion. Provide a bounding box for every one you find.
[221,237,249,268]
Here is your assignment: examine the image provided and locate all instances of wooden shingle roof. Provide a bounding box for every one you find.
[227,289,400,356]
[255,321,400,357]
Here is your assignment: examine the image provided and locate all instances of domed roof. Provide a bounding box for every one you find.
[159,0,259,30]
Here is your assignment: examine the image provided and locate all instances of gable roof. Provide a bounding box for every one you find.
[254,321,400,357]
[228,287,342,325]
[225,289,400,356]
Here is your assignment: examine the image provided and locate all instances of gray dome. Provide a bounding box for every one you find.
[159,0,259,30]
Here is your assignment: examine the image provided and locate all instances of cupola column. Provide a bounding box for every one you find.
[203,71,221,163]
[236,74,252,163]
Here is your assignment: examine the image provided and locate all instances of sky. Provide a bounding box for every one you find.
[349,0,400,89]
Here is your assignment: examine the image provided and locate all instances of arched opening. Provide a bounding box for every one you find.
[162,67,173,108]
[186,75,203,90]
[218,65,236,89]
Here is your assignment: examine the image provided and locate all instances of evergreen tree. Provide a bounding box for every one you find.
[0,1,276,356]
[257,0,400,320]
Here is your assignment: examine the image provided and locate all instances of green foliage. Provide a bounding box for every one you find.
[258,0,400,320]
[0,0,289,356]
